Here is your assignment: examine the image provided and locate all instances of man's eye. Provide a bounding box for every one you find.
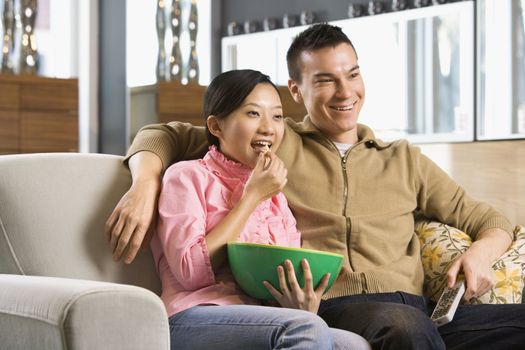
[350,72,360,78]
[317,79,333,83]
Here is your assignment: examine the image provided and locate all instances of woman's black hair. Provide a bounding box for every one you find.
[204,69,280,147]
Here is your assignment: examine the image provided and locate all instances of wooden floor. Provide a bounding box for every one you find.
[419,140,525,227]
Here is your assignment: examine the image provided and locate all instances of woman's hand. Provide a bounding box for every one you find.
[263,259,330,314]
[243,152,287,205]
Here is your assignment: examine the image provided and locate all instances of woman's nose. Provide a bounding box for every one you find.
[258,115,275,135]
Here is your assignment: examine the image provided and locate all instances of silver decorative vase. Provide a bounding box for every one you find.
[19,0,39,75]
[1,0,15,74]
[187,0,199,84]
[156,0,167,81]
[169,0,182,81]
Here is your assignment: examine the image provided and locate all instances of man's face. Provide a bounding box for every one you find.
[289,43,365,144]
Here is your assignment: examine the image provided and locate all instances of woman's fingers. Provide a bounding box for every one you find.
[301,259,314,291]
[315,273,331,298]
[263,280,284,301]
[276,265,290,295]
[284,259,300,291]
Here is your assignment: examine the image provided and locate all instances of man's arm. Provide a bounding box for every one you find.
[446,227,512,300]
[106,151,163,263]
[105,122,208,264]
[414,149,514,299]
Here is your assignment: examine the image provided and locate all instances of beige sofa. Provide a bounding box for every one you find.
[1,152,522,349]
[0,153,169,350]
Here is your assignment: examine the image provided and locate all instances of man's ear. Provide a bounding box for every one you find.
[288,79,303,104]
[207,115,222,138]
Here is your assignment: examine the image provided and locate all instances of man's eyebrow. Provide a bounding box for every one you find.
[312,65,360,78]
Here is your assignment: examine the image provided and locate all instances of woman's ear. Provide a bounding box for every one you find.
[207,115,222,138]
[288,79,303,103]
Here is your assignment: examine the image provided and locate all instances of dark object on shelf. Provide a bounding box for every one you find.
[227,21,243,36]
[432,0,448,4]
[300,10,316,25]
[348,4,365,18]
[368,1,386,15]
[283,13,299,28]
[392,0,409,11]
[263,17,281,31]
[243,20,261,34]
[414,0,431,7]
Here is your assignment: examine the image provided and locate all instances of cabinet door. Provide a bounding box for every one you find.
[20,112,79,153]
[20,82,77,113]
[0,84,20,153]
[0,111,19,154]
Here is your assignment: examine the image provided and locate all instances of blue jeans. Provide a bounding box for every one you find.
[169,304,371,350]
[318,292,525,350]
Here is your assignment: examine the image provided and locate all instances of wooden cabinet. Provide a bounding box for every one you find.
[0,75,78,154]
[157,82,306,125]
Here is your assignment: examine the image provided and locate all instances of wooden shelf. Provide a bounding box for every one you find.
[0,75,78,154]
[157,82,307,125]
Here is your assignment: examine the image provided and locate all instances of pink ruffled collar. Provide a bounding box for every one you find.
[203,145,252,182]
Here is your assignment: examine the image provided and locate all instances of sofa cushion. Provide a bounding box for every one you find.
[0,153,161,294]
[416,220,525,304]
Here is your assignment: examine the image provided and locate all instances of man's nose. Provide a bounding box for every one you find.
[336,80,353,99]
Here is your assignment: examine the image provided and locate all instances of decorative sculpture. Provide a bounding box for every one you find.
[1,0,16,74]
[263,18,280,32]
[368,1,386,15]
[348,4,365,18]
[156,0,167,81]
[19,0,39,75]
[169,0,182,81]
[414,0,431,7]
[282,14,299,28]
[300,11,316,26]
[243,20,261,34]
[227,21,243,36]
[187,0,199,84]
[392,0,409,11]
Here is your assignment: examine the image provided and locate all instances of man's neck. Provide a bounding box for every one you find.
[329,130,359,145]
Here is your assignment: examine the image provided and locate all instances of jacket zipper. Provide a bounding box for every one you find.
[327,138,355,271]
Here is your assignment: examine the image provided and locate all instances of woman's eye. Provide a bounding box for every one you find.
[274,114,284,120]
[247,111,260,117]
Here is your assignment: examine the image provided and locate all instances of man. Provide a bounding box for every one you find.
[106,24,525,349]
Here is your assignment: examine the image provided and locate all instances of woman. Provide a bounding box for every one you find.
[151,69,370,350]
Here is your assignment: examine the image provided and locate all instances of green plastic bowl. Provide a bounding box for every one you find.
[227,242,343,300]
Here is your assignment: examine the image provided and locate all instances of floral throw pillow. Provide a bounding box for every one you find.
[415,220,525,304]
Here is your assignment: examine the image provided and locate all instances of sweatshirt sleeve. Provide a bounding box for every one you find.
[414,147,513,240]
[125,122,209,172]
[157,164,216,290]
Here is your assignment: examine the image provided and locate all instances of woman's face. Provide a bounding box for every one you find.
[210,83,284,168]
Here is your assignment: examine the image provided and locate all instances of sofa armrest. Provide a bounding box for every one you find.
[0,274,169,350]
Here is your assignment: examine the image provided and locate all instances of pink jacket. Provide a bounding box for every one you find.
[151,146,301,317]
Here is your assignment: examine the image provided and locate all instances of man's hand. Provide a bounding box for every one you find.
[446,227,512,300]
[263,258,330,314]
[105,178,160,264]
[105,151,163,264]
